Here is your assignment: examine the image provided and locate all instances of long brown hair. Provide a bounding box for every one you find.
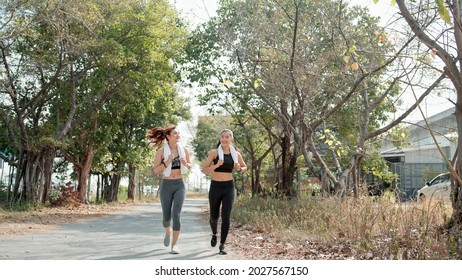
[147,125,177,148]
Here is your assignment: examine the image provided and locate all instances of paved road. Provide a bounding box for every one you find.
[0,198,237,260]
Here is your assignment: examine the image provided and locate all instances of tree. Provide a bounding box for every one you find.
[0,0,110,203]
[390,0,462,256]
[59,0,189,203]
[0,0,188,204]
[184,0,436,198]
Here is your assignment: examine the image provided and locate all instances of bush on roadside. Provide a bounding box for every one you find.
[50,186,81,208]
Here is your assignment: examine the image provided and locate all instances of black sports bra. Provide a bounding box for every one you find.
[171,155,180,169]
[213,153,234,173]
[162,155,180,169]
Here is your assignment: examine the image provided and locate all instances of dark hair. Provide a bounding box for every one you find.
[147,125,176,148]
[216,129,239,151]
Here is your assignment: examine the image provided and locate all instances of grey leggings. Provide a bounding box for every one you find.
[160,178,186,231]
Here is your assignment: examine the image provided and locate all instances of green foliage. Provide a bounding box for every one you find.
[1,0,190,204]
[318,129,348,158]
[362,150,398,183]
[387,125,410,149]
[435,0,451,24]
[191,119,221,162]
[184,0,402,193]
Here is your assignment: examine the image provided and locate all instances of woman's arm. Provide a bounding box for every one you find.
[180,148,193,169]
[235,152,247,174]
[202,150,222,175]
[153,148,173,174]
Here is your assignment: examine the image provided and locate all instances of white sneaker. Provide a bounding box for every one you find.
[171,245,180,254]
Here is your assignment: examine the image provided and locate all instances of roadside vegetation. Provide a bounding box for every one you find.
[232,192,453,259]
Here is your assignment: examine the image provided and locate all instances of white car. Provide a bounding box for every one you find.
[417,172,451,203]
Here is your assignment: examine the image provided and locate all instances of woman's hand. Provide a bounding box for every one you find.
[180,157,191,169]
[180,157,187,165]
[214,159,224,169]
[165,153,174,166]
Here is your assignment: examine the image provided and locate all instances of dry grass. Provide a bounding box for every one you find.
[186,192,208,199]
[231,192,453,259]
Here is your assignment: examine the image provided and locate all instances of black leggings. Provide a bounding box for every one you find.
[209,180,235,245]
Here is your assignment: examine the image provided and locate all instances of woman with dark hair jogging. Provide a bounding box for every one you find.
[147,125,192,254]
[202,129,247,255]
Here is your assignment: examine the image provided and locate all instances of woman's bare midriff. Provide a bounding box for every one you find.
[212,172,233,182]
[162,169,183,180]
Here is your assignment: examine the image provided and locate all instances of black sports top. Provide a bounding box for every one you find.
[213,153,234,173]
[162,155,180,169]
[171,155,181,169]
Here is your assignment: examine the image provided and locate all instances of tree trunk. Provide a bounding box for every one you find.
[76,151,94,203]
[448,87,462,255]
[39,147,55,203]
[106,172,121,202]
[10,147,56,204]
[251,163,263,195]
[127,164,136,201]
[102,173,110,201]
[63,141,95,203]
[96,174,101,202]
[280,133,297,198]
[103,162,125,202]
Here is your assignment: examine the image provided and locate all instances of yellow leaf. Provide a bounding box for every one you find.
[378,34,387,42]
[373,0,378,4]
[373,30,380,36]
[221,80,230,87]
[436,0,452,24]
[351,62,359,70]
[254,79,262,89]
[348,46,356,53]
[401,133,406,138]
[343,56,350,64]
[391,0,396,6]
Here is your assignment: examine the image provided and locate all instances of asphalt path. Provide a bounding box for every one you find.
[0,198,238,260]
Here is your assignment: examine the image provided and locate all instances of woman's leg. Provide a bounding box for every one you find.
[208,181,222,236]
[219,181,235,245]
[171,182,185,247]
[159,180,173,246]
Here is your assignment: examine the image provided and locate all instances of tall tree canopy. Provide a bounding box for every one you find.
[185,0,440,198]
[0,0,188,204]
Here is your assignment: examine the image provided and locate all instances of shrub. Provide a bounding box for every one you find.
[50,186,81,208]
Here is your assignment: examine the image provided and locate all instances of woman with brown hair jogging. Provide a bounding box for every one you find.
[147,125,192,254]
[202,128,247,255]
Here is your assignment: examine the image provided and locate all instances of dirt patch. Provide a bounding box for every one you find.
[0,203,135,240]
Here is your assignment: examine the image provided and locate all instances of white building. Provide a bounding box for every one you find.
[380,107,456,199]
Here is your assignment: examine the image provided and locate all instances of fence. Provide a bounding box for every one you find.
[391,162,448,200]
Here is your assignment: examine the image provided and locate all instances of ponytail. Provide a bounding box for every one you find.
[147,125,177,148]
